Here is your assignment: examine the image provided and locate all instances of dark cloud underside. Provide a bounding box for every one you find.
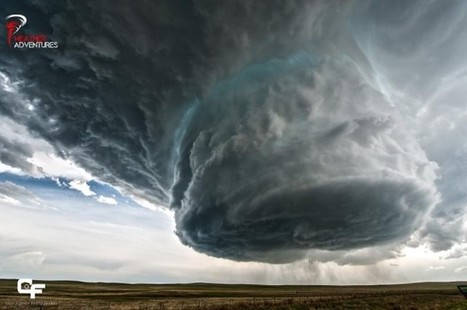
[2,0,463,263]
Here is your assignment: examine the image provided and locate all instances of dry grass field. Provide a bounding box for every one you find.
[0,279,466,309]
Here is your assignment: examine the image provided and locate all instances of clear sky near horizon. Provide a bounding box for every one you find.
[0,0,467,284]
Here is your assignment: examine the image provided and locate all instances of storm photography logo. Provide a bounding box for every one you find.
[5,14,58,49]
[17,279,46,299]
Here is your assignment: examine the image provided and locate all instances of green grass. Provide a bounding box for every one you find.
[0,279,466,309]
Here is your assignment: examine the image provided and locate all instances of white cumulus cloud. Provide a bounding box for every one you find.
[68,180,95,197]
[96,195,117,205]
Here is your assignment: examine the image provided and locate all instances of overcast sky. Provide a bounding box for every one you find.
[0,0,467,284]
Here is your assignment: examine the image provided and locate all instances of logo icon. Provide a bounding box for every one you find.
[4,13,58,49]
[5,14,27,47]
[17,279,46,299]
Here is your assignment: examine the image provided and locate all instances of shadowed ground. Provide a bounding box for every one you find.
[0,279,466,309]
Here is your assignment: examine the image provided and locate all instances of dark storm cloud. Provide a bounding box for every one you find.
[173,55,438,262]
[0,134,35,172]
[0,0,450,263]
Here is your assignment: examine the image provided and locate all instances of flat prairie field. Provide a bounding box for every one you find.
[0,279,466,309]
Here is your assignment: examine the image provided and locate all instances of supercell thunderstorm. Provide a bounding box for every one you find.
[1,0,467,263]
